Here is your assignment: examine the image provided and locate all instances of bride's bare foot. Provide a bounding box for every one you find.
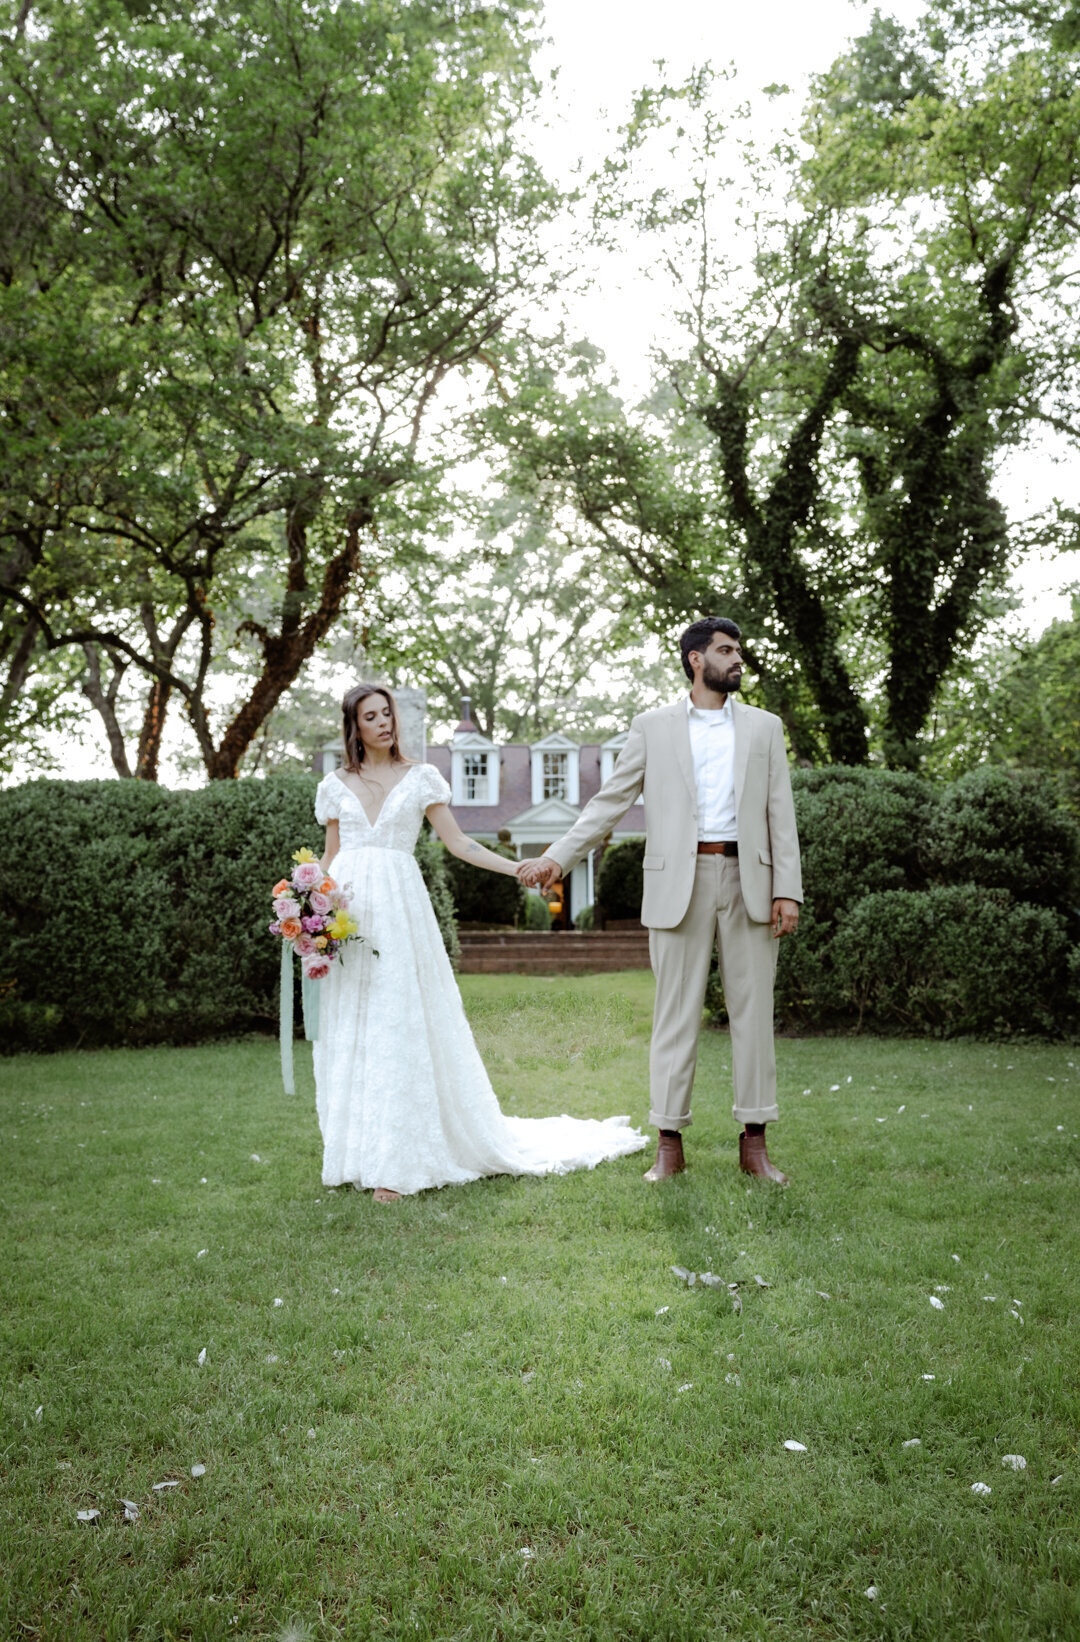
[372,1187,402,1204]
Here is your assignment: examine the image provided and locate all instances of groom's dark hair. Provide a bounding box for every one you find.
[679,616,742,680]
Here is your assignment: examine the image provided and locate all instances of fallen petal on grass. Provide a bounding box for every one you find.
[921,1374,936,1381]
[190,1464,206,1478]
[273,1298,284,1308]
[657,1357,672,1371]
[816,1291,831,1300]
[1001,1454,1027,1470]
[698,1273,724,1289]
[784,1440,808,1452]
[655,1305,670,1316]
[197,1347,207,1366]
[152,1481,180,1491]
[76,1509,100,1523]
[307,1428,316,1438]
[670,1265,690,1282]
[753,1275,771,1288]
[902,1438,922,1448]
[250,1154,261,1162]
[519,1546,536,1559]
[731,1292,743,1315]
[33,1405,43,1422]
[1051,1474,1064,1486]
[929,1295,945,1310]
[121,1500,140,1521]
[677,1382,693,1393]
[196,1250,208,1259]
[865,1586,879,1600]
[971,1482,992,1496]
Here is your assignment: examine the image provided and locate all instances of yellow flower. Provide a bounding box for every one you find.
[328,913,358,941]
[314,936,328,950]
[292,846,317,864]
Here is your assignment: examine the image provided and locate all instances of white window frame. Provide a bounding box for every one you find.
[530,733,580,807]
[451,731,499,806]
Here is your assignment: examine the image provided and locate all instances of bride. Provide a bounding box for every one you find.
[313,682,647,1201]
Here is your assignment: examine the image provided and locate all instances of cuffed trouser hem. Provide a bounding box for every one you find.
[648,1109,693,1132]
[732,1104,779,1126]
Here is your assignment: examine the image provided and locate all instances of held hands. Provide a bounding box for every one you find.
[517,856,562,891]
[772,898,800,939]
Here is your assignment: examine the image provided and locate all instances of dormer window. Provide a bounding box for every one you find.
[601,732,644,803]
[463,750,490,803]
[542,750,567,801]
[530,732,580,806]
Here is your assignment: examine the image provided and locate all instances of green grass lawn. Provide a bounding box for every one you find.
[2,972,1078,1642]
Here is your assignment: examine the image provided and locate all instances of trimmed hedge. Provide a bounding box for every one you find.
[595,838,645,924]
[772,767,1080,1035]
[442,842,525,927]
[0,777,458,1051]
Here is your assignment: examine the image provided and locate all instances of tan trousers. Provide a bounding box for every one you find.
[647,853,780,1131]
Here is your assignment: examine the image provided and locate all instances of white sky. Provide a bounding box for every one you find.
[27,0,1079,783]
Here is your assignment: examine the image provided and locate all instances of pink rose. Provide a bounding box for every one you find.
[274,896,301,920]
[292,933,316,957]
[268,920,281,936]
[301,915,324,933]
[292,861,322,890]
[301,952,332,981]
[309,890,331,915]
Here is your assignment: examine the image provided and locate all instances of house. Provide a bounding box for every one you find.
[320,691,645,923]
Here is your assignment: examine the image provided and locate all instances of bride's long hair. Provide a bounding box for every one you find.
[341,683,407,773]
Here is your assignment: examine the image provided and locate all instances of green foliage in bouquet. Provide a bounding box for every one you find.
[0,778,458,1051]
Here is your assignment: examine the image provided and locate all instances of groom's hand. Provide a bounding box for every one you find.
[772,898,799,938]
[519,856,562,890]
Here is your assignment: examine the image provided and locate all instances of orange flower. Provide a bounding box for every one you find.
[280,918,303,941]
[272,879,291,898]
[314,936,328,950]
[319,878,335,894]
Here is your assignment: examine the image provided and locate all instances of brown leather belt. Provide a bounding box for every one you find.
[697,841,738,856]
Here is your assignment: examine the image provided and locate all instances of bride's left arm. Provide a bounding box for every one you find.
[424,804,522,877]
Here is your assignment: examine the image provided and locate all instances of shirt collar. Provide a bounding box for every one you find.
[687,694,732,722]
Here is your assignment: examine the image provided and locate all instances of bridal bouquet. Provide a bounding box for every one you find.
[269,848,362,980]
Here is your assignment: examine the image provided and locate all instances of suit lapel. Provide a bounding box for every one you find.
[668,699,697,807]
[732,699,752,811]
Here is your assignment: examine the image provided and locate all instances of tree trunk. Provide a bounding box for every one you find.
[135,678,171,781]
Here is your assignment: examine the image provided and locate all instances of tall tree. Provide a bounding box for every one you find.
[486,1,1080,767]
[0,0,554,778]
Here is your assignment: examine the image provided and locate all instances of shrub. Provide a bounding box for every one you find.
[442,842,525,927]
[828,885,1074,1035]
[926,765,1080,910]
[414,826,460,969]
[0,776,459,1051]
[574,904,595,930]
[595,838,645,923]
[790,766,936,921]
[523,892,552,931]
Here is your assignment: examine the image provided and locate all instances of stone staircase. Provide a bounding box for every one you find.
[458,930,651,975]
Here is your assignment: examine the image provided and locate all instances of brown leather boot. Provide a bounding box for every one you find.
[739,1129,788,1185]
[643,1130,686,1182]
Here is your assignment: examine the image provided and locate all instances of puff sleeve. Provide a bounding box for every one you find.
[314,772,343,825]
[419,764,452,808]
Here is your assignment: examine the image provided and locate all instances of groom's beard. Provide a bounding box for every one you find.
[703,660,742,694]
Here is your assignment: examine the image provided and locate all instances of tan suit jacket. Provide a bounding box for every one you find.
[546,698,803,929]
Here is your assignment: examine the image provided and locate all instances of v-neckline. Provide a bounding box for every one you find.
[333,764,416,830]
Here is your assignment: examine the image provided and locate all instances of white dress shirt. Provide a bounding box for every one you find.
[687,695,738,841]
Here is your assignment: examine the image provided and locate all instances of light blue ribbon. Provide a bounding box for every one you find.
[280,946,322,1095]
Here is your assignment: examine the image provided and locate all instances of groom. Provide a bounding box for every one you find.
[520,618,802,1184]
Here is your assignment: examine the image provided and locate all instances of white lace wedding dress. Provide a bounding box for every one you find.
[312,764,647,1195]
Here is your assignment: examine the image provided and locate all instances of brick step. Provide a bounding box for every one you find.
[460,954,652,974]
[458,931,652,974]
